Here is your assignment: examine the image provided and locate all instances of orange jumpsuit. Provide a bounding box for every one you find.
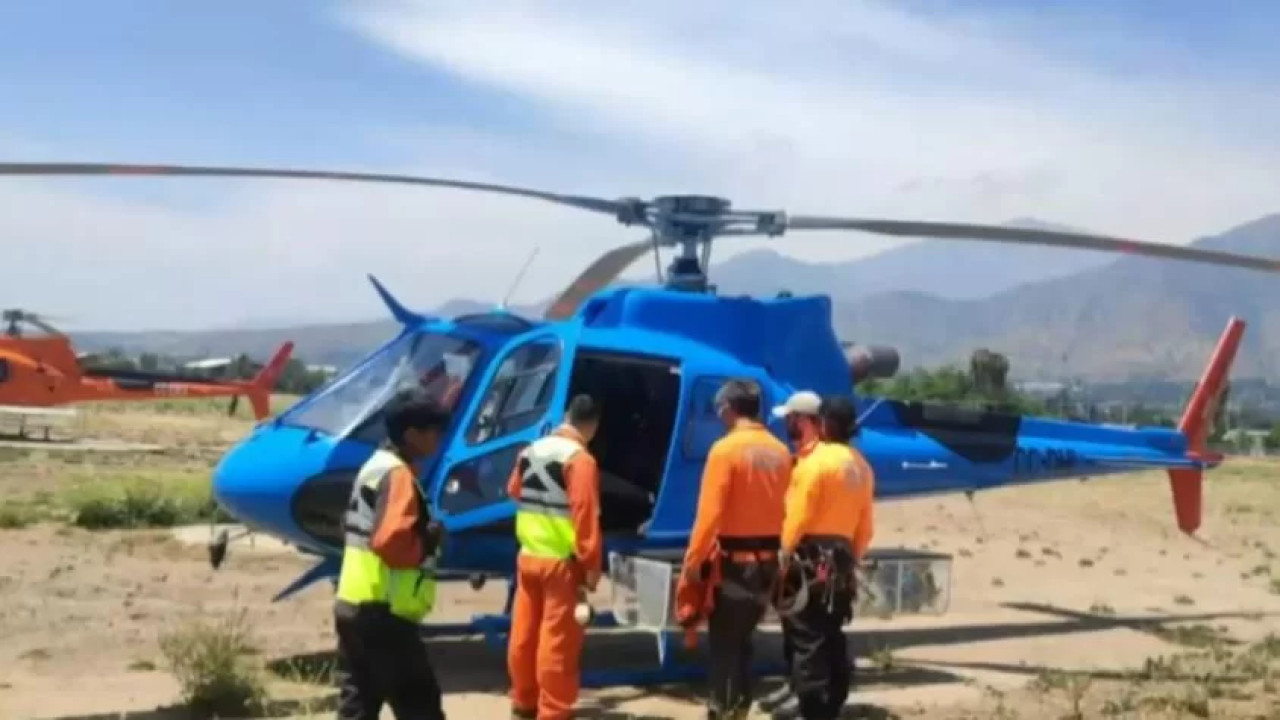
[506,426,602,720]
[679,419,792,715]
[683,419,793,569]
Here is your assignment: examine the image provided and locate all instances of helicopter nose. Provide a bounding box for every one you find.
[212,426,339,549]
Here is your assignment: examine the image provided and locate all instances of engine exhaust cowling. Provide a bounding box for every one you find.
[845,344,901,384]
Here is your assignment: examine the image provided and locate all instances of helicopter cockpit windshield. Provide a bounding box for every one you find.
[280,331,483,443]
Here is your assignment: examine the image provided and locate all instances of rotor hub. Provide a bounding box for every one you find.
[652,195,732,215]
[644,196,734,292]
[650,195,733,243]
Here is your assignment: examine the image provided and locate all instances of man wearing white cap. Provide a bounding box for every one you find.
[757,390,823,717]
[771,391,822,429]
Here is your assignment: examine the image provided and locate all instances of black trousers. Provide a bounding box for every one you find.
[334,601,446,720]
[787,542,856,720]
[706,558,779,717]
[781,615,796,677]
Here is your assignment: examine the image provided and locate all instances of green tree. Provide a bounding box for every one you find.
[1265,423,1280,452]
[860,349,1045,415]
[969,348,1010,395]
[92,347,137,371]
[228,353,256,381]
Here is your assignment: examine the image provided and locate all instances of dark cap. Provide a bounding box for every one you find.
[819,394,858,440]
[384,387,451,444]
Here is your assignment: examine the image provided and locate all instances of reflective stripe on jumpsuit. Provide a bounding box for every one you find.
[509,434,589,720]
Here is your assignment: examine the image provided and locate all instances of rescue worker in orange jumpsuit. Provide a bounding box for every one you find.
[334,388,450,720]
[756,390,824,717]
[506,394,603,720]
[679,379,793,719]
[773,395,875,720]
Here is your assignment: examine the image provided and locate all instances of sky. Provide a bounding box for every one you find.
[2,0,1279,331]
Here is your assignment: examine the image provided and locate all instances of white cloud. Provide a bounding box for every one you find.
[339,0,1280,224]
[2,1,1278,330]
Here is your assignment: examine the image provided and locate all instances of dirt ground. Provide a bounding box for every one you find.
[4,400,1280,719]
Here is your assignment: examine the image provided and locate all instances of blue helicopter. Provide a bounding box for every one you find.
[1,162,1273,683]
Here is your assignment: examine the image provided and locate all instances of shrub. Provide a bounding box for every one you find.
[66,474,228,529]
[0,504,38,529]
[158,609,267,718]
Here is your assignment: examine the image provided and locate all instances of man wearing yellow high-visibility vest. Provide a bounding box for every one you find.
[506,394,603,720]
[334,387,451,720]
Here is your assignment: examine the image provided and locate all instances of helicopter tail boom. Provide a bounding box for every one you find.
[1168,316,1245,535]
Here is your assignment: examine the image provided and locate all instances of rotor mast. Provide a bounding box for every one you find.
[2,309,63,338]
[626,195,788,293]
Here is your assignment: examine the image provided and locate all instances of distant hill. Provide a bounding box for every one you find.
[73,298,542,370]
[69,213,1280,382]
[831,213,1280,381]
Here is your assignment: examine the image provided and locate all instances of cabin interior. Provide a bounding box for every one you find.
[567,351,681,535]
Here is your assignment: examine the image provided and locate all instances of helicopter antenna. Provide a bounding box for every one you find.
[500,246,540,310]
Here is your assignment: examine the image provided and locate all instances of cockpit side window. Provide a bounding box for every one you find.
[466,337,561,445]
[682,376,729,460]
[0,359,9,384]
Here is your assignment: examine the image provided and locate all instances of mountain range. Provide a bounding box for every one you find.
[71,213,1280,383]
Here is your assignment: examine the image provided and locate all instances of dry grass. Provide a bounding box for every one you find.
[0,467,228,529]
[1021,633,1280,718]
[158,609,269,718]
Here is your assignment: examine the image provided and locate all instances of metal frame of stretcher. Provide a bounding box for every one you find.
[416,546,953,688]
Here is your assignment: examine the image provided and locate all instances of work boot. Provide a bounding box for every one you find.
[757,683,793,713]
[509,707,536,719]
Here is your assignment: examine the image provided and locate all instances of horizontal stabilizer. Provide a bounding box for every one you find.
[1077,453,1212,471]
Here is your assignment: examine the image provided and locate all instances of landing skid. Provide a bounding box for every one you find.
[417,585,785,688]
[268,547,951,688]
[413,562,784,687]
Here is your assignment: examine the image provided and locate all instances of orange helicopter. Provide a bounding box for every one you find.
[0,309,294,421]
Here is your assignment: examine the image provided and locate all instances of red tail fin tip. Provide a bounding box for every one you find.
[246,341,294,421]
[1169,317,1245,535]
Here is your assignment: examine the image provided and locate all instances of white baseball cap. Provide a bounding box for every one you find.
[771,390,822,418]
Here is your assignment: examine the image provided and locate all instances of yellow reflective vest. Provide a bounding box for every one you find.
[513,434,583,560]
[334,449,438,623]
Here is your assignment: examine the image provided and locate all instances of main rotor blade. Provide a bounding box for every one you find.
[0,162,624,217]
[786,216,1280,274]
[543,239,653,321]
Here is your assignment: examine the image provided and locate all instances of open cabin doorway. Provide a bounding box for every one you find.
[566,350,681,536]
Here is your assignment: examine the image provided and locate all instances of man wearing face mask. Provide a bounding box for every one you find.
[756,390,823,716]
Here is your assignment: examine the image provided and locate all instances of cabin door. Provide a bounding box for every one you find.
[428,323,581,529]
